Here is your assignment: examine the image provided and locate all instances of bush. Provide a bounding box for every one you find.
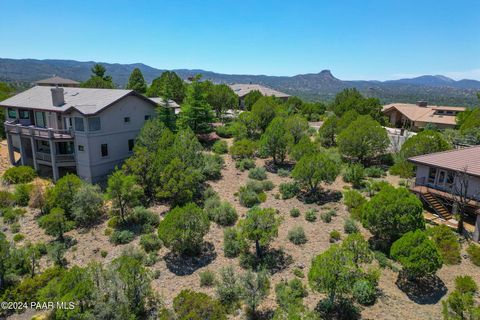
[248,167,267,180]
[14,183,33,206]
[215,125,233,138]
[344,218,359,234]
[131,206,160,232]
[209,202,238,226]
[342,163,365,188]
[235,158,256,171]
[13,233,25,242]
[261,180,274,191]
[2,207,25,224]
[199,270,216,287]
[343,189,366,211]
[173,290,227,320]
[279,182,300,200]
[365,166,385,178]
[100,250,108,258]
[212,140,229,154]
[10,222,20,233]
[427,225,461,265]
[275,278,308,309]
[223,228,243,258]
[288,226,307,245]
[72,183,104,227]
[277,169,290,177]
[239,187,261,208]
[140,233,162,252]
[466,244,480,266]
[216,266,242,310]
[305,209,317,222]
[109,230,135,245]
[352,280,376,305]
[2,166,37,184]
[454,275,478,294]
[366,180,391,197]
[290,208,300,218]
[230,139,257,159]
[293,268,304,278]
[329,230,341,242]
[202,154,224,180]
[0,190,15,208]
[320,211,333,223]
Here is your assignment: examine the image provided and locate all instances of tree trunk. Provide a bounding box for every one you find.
[457,214,465,236]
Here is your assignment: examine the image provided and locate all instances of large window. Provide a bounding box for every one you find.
[19,110,30,120]
[35,112,46,128]
[101,144,108,157]
[57,142,74,155]
[7,108,16,119]
[74,117,85,132]
[88,117,101,131]
[428,167,437,184]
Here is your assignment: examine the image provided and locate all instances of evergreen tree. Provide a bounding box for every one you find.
[177,78,214,134]
[126,68,147,94]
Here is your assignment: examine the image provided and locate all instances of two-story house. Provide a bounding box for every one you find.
[408,146,480,242]
[1,86,158,183]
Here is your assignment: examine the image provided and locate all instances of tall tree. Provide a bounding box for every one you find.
[207,84,239,118]
[240,207,280,259]
[243,90,263,110]
[260,117,292,164]
[126,68,147,94]
[292,152,340,195]
[106,171,143,222]
[146,71,185,103]
[81,64,115,88]
[251,96,278,133]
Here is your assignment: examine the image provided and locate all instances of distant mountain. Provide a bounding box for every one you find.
[1,58,479,106]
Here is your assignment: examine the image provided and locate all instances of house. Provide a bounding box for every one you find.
[35,76,80,87]
[1,86,158,183]
[148,97,180,114]
[382,101,465,130]
[408,146,480,241]
[228,83,290,108]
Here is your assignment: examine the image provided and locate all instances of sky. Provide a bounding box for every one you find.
[1,0,479,80]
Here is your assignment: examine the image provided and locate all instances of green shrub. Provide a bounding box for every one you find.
[140,233,162,252]
[261,180,274,191]
[279,182,300,199]
[130,206,160,232]
[245,180,265,193]
[14,183,33,206]
[352,280,376,305]
[235,158,256,171]
[320,211,333,223]
[239,187,260,208]
[10,222,20,233]
[329,230,341,242]
[343,189,366,211]
[173,290,227,320]
[365,166,385,178]
[2,207,25,224]
[13,233,25,242]
[305,209,317,222]
[109,230,135,245]
[0,190,15,208]
[427,225,461,265]
[288,226,307,245]
[215,125,233,138]
[277,169,290,177]
[374,251,395,270]
[2,166,37,184]
[366,180,391,197]
[454,275,478,294]
[248,167,267,180]
[210,202,238,226]
[290,208,300,218]
[344,218,359,234]
[343,163,365,188]
[275,278,308,309]
[293,268,305,278]
[466,244,480,266]
[100,250,108,258]
[223,228,243,258]
[199,270,216,287]
[212,140,229,154]
[202,154,224,180]
[230,139,257,159]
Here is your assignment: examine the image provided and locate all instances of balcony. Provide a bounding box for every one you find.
[36,152,75,164]
[4,120,74,140]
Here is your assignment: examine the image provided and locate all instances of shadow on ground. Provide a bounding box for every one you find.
[396,272,447,304]
[164,242,217,276]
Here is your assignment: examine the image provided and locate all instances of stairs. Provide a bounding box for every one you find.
[422,192,453,220]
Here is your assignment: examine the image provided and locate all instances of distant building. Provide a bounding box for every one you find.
[382,102,465,130]
[228,83,290,108]
[36,76,80,88]
[148,97,181,114]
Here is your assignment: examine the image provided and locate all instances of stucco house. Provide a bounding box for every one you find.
[1,86,158,183]
[408,146,480,241]
[228,83,290,108]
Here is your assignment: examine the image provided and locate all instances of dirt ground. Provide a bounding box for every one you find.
[2,143,480,320]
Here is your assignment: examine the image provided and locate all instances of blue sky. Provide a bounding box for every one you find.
[1,0,479,80]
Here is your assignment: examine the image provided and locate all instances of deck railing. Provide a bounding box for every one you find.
[36,152,75,163]
[4,120,74,139]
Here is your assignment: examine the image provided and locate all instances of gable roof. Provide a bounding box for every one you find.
[408,146,480,177]
[382,103,465,126]
[148,97,180,108]
[228,83,290,98]
[0,86,157,116]
[36,76,80,86]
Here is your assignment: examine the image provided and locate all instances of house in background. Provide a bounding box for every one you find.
[1,86,157,183]
[382,101,465,131]
[35,76,80,88]
[408,146,480,242]
[148,97,180,114]
[228,83,290,108]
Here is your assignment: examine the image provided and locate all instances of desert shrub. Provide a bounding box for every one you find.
[466,244,480,266]
[2,207,25,224]
[245,180,265,193]
[277,169,290,177]
[13,233,25,242]
[344,218,359,234]
[130,206,160,232]
[352,280,376,305]
[28,183,46,211]
[72,183,104,227]
[10,222,20,233]
[293,268,305,278]
[215,125,233,138]
[173,290,227,320]
[455,275,478,294]
[342,163,365,188]
[248,167,267,180]
[365,166,385,178]
[230,139,257,159]
[442,275,479,319]
[109,230,135,245]
[288,226,307,245]
[343,189,366,211]
[210,202,238,226]
[2,166,37,184]
[305,209,317,222]
[202,154,224,180]
[275,278,308,309]
[279,182,300,199]
[14,183,33,206]
[261,180,274,191]
[320,211,334,223]
[223,228,243,258]
[216,266,242,310]
[140,233,162,252]
[235,158,256,171]
[100,250,107,258]
[239,187,261,208]
[290,208,300,218]
[329,230,341,242]
[0,190,15,208]
[212,140,229,154]
[365,180,391,197]
[427,225,461,265]
[199,270,216,287]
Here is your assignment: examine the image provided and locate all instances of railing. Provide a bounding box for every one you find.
[4,120,74,139]
[36,152,75,163]
[412,176,480,203]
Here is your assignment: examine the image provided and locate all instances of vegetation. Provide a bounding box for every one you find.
[81,63,115,88]
[146,71,185,103]
[288,226,307,245]
[466,244,480,266]
[126,68,147,93]
[2,166,37,184]
[442,275,480,319]
[292,152,340,195]
[427,225,461,265]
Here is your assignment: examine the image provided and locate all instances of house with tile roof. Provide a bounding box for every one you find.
[408,146,480,241]
[382,102,465,130]
[228,83,290,108]
[1,86,158,182]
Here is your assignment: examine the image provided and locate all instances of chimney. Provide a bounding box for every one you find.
[416,100,428,107]
[51,87,65,106]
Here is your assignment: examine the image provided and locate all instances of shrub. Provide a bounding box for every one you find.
[288,226,307,245]
[210,202,238,226]
[140,233,162,252]
[130,206,160,232]
[352,280,376,305]
[100,250,108,258]
[173,290,227,320]
[10,222,20,233]
[342,163,365,188]
[215,125,233,138]
[216,266,242,310]
[261,180,274,191]
[320,211,333,223]
[245,180,265,193]
[223,228,243,258]
[0,190,15,208]
[365,166,385,178]
[2,166,37,184]
[366,180,391,197]
[427,225,461,265]
[305,209,317,222]
[109,230,135,245]
[230,139,257,159]
[28,183,46,211]
[344,218,359,234]
[235,158,255,171]
[212,140,229,154]
[275,278,308,309]
[343,189,366,211]
[14,183,33,206]
[72,183,104,227]
[293,268,304,278]
[277,169,290,177]
[454,275,478,294]
[290,208,300,218]
[2,207,25,224]
[239,186,260,208]
[13,233,25,242]
[202,154,224,180]
[466,244,480,266]
[329,230,341,242]
[199,270,216,287]
[248,167,267,180]
[279,182,300,200]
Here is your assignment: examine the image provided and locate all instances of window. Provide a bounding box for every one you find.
[101,144,108,157]
[128,139,134,151]
[124,117,131,123]
[19,110,30,119]
[7,108,16,118]
[428,167,437,184]
[144,115,151,121]
[74,117,85,132]
[78,145,85,152]
[57,142,74,155]
[88,117,101,131]
[35,112,46,128]
[446,171,454,185]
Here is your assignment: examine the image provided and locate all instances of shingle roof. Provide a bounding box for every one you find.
[148,97,180,108]
[228,83,290,98]
[35,76,80,85]
[382,103,466,126]
[408,146,480,177]
[0,86,156,115]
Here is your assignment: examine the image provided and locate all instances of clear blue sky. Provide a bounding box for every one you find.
[1,0,479,80]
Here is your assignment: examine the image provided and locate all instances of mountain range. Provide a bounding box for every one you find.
[1,58,479,106]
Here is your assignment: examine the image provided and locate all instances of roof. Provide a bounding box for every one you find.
[0,86,156,116]
[228,83,290,98]
[35,76,80,85]
[148,97,180,108]
[382,103,465,126]
[408,146,480,177]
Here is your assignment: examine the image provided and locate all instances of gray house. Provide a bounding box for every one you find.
[1,86,157,183]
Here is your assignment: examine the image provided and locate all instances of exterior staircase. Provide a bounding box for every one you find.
[422,192,453,220]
